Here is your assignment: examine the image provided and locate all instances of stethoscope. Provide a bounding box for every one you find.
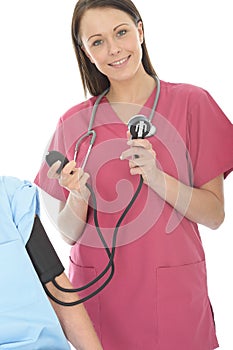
[74,74,160,167]
[45,75,160,306]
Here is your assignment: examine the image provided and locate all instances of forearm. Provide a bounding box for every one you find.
[46,273,103,350]
[120,138,225,230]
[150,170,225,229]
[58,193,89,245]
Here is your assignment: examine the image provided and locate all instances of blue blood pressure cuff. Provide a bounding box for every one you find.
[26,215,65,284]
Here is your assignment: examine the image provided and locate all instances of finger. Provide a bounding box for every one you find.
[60,167,82,186]
[127,138,152,150]
[47,160,61,179]
[61,171,90,201]
[130,166,143,176]
[126,130,131,140]
[120,147,147,160]
[62,160,77,175]
[78,172,90,188]
[59,167,88,191]
[129,158,145,168]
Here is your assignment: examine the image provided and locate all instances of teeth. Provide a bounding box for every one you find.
[111,57,127,66]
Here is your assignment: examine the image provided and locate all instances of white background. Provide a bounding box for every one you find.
[0,1,232,349]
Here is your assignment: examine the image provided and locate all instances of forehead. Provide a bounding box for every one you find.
[79,7,134,38]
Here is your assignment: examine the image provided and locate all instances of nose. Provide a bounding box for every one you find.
[107,38,121,56]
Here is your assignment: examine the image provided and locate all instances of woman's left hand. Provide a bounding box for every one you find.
[120,137,157,187]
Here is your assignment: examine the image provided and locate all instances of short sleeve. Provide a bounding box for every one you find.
[0,176,39,244]
[34,98,96,201]
[187,88,233,187]
[34,117,69,202]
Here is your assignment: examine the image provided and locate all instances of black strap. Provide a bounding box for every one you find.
[26,215,65,284]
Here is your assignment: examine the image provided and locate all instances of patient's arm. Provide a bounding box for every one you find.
[46,273,103,350]
[26,216,102,349]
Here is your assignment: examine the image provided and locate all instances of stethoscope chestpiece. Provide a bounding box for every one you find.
[128,115,156,139]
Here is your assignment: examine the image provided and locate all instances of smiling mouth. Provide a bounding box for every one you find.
[109,56,130,67]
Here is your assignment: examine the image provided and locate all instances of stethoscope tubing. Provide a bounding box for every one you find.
[47,175,143,306]
[73,75,160,164]
[47,75,160,306]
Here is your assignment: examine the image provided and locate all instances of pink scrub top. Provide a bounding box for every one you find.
[35,80,233,350]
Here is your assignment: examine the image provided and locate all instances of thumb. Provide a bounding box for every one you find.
[126,130,131,140]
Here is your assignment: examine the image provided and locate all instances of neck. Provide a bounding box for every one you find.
[106,72,156,105]
[105,72,157,124]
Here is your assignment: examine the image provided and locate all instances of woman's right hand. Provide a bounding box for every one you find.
[47,160,90,202]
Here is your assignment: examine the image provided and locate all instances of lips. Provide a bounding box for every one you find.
[109,55,130,67]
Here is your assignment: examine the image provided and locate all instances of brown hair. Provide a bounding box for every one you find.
[71,0,157,96]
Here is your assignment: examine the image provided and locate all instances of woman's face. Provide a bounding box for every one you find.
[79,7,144,83]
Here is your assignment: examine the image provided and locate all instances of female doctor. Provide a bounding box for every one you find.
[35,0,233,349]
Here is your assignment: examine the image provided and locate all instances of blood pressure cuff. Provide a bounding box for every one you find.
[26,215,65,284]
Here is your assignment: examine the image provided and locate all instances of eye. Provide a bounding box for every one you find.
[117,29,127,37]
[92,39,103,47]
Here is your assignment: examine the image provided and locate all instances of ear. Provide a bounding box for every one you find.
[137,20,144,44]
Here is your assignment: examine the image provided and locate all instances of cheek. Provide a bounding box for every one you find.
[87,49,106,68]
[82,44,103,65]
[127,35,143,56]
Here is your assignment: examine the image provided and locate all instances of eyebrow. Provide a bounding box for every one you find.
[87,22,130,42]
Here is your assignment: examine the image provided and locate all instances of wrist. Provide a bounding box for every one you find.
[147,168,166,197]
[69,186,90,204]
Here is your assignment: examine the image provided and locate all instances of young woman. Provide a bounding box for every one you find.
[35,0,233,349]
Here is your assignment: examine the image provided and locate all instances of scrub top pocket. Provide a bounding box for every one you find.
[156,260,218,350]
